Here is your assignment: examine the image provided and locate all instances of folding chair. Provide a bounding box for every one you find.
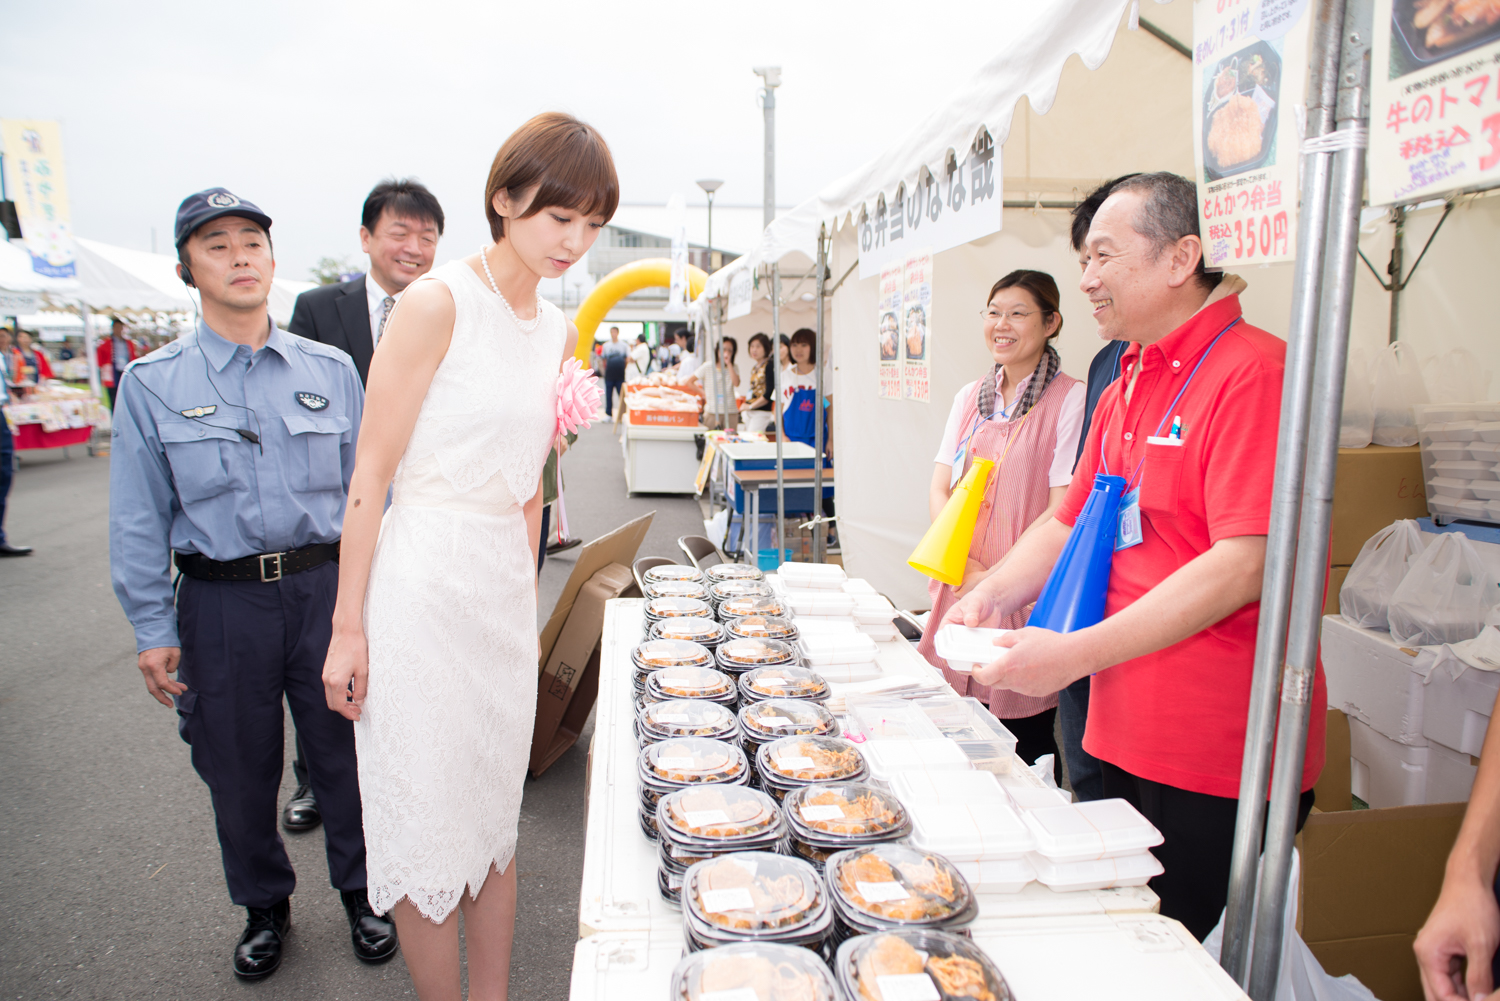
[631,556,677,596]
[677,534,725,572]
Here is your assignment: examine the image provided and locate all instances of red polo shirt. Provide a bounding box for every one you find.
[1057,293,1326,799]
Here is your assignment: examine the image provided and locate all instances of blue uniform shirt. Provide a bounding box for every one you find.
[109,320,363,652]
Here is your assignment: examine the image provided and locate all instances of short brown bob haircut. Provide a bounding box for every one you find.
[484,112,619,242]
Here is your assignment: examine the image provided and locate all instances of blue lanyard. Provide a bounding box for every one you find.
[1100,318,1240,491]
[955,374,1023,463]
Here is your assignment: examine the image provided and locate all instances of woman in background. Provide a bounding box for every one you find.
[916,270,1085,779]
[740,333,776,434]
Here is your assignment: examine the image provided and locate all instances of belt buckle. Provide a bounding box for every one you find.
[259,552,284,583]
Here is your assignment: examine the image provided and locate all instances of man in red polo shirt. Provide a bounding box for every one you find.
[945,172,1325,940]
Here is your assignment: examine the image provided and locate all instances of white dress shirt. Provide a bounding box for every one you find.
[366,272,402,349]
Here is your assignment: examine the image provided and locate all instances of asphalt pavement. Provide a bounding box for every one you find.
[0,416,705,1000]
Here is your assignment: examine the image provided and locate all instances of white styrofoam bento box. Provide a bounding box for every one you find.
[1423,647,1499,757]
[1322,615,1435,746]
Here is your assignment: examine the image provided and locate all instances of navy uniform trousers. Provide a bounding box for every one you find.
[175,561,365,908]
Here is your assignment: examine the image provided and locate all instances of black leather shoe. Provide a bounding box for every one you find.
[233,899,290,981]
[0,543,32,556]
[281,784,321,832]
[341,890,398,964]
[545,537,581,555]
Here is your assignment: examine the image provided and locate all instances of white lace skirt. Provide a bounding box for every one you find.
[357,501,537,922]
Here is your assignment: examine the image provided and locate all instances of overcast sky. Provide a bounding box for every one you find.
[2,0,1040,284]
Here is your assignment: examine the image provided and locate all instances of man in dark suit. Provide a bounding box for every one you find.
[282,179,443,831]
[290,178,444,385]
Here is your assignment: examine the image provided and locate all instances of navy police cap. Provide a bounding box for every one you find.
[174,188,273,248]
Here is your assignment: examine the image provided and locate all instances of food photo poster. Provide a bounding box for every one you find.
[902,250,932,404]
[1368,0,1500,204]
[1192,0,1313,268]
[878,263,903,400]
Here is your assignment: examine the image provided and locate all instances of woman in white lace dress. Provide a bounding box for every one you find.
[321,112,617,1000]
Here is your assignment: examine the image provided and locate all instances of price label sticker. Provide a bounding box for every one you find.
[684,810,731,828]
[758,716,793,727]
[660,676,690,686]
[856,880,911,903]
[874,974,941,1001]
[654,713,690,723]
[701,990,760,1001]
[757,678,789,686]
[657,756,695,770]
[701,887,756,913]
[777,756,816,770]
[800,804,845,822]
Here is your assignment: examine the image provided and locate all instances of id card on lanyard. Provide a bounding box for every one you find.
[1100,318,1238,551]
[951,392,1031,490]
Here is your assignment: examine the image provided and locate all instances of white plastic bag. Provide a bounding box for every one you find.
[1371,341,1429,446]
[1339,520,1424,628]
[1339,346,1374,448]
[1387,531,1498,646]
[1423,347,1491,406]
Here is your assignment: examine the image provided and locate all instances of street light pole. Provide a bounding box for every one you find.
[697,178,725,429]
[754,65,784,565]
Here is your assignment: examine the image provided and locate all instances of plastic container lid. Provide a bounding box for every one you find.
[644,596,714,621]
[758,736,865,784]
[717,638,798,671]
[1426,442,1474,461]
[739,666,829,701]
[646,664,736,701]
[1454,498,1491,517]
[710,580,776,605]
[798,634,880,666]
[786,591,856,617]
[952,856,1036,894]
[1026,849,1163,892]
[718,594,790,620]
[828,844,973,926]
[1470,480,1500,501]
[851,595,898,624]
[1003,785,1073,811]
[842,579,878,595]
[632,639,714,673]
[785,782,909,840]
[862,740,974,782]
[650,617,727,646]
[1021,799,1164,862]
[890,770,1007,806]
[1429,476,1477,498]
[725,615,800,641]
[638,700,738,743]
[644,579,710,601]
[1479,421,1500,443]
[778,561,848,587]
[1469,442,1500,460]
[846,699,945,741]
[739,698,839,741]
[683,852,824,934]
[669,941,839,1001]
[1434,459,1499,479]
[658,786,782,843]
[907,801,1034,861]
[706,562,766,582]
[645,563,707,585]
[932,625,1010,674]
[639,735,747,787]
[833,929,1012,1001]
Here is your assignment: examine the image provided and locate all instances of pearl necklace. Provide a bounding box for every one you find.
[479,246,542,332]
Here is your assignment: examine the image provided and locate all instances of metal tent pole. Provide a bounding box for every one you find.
[812,224,828,564]
[1220,0,1348,983]
[772,266,785,563]
[1247,3,1372,997]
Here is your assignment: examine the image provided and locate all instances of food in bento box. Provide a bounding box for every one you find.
[836,850,962,922]
[748,669,825,698]
[841,931,1009,1001]
[855,934,925,991]
[1207,95,1262,168]
[742,700,835,737]
[665,787,776,838]
[652,617,724,643]
[646,740,743,783]
[683,942,836,1001]
[645,596,713,619]
[720,594,789,619]
[706,562,765,582]
[727,615,799,640]
[926,954,997,1001]
[650,665,733,699]
[693,857,819,931]
[768,739,861,781]
[635,639,713,669]
[797,787,901,836]
[720,638,798,668]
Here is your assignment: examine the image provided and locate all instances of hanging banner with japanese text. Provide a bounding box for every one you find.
[726,268,752,320]
[0,119,76,278]
[1368,0,1500,205]
[902,251,932,403]
[877,263,902,399]
[857,131,999,280]
[1191,0,1312,268]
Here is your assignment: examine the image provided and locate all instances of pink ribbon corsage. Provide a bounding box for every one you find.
[556,357,602,437]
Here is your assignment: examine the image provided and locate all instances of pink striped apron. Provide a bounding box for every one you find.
[916,371,1079,719]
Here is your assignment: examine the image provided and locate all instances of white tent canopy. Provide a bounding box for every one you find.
[0,240,79,296]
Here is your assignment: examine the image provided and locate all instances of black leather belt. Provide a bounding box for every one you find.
[174,542,340,583]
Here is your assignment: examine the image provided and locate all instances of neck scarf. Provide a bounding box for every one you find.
[978,343,1061,421]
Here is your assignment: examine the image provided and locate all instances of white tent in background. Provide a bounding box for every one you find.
[0,239,79,301]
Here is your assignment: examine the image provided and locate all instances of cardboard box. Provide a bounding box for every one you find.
[1324,565,1351,616]
[530,512,654,778]
[1313,708,1352,813]
[1331,445,1428,565]
[1299,800,1466,1001]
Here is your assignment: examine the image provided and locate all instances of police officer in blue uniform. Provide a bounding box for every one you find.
[109,189,397,980]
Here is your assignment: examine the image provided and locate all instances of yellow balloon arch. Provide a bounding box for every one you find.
[571,258,708,363]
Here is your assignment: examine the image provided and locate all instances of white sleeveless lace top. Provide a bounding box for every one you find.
[391,260,563,514]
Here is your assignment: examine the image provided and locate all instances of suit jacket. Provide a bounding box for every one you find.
[1073,339,1127,469]
[288,275,377,385]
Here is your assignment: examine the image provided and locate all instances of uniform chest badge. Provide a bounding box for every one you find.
[296,392,330,411]
[180,405,217,418]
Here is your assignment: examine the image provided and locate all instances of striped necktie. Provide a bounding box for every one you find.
[377,296,394,345]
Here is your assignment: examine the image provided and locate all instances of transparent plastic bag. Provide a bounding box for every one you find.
[1423,347,1491,406]
[1339,520,1424,628]
[1338,346,1374,448]
[1370,341,1429,446]
[1386,531,1498,646]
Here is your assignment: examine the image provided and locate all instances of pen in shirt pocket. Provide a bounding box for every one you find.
[1169,415,1183,439]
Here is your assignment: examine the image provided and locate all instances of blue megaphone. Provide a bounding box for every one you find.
[1029,473,1126,633]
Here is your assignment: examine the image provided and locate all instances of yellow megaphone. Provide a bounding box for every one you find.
[908,458,995,586]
